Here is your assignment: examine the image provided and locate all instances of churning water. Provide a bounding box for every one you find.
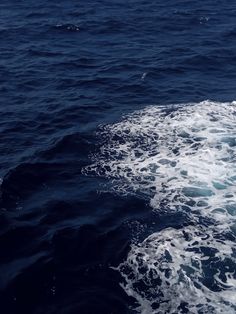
[84,101,236,313]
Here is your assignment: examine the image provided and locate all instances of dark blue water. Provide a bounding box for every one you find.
[1,1,236,313]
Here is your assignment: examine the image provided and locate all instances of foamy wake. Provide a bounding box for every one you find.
[83,101,236,313]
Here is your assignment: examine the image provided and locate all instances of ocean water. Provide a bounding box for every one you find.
[0,1,236,314]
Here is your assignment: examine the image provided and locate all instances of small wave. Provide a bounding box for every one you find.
[28,49,62,57]
[54,23,80,32]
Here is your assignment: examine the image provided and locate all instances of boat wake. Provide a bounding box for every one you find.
[84,101,236,313]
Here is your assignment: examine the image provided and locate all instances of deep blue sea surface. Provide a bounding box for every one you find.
[1,1,236,313]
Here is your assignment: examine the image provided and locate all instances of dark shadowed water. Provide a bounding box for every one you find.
[0,1,236,313]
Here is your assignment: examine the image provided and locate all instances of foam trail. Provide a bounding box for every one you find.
[83,101,236,313]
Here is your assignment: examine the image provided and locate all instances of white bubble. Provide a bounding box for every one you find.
[83,100,236,313]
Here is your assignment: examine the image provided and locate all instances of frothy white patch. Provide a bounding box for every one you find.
[83,101,236,313]
[116,226,236,314]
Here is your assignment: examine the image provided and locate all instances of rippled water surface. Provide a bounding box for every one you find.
[0,1,236,314]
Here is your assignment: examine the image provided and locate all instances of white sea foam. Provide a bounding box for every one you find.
[84,101,236,313]
[116,225,236,314]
